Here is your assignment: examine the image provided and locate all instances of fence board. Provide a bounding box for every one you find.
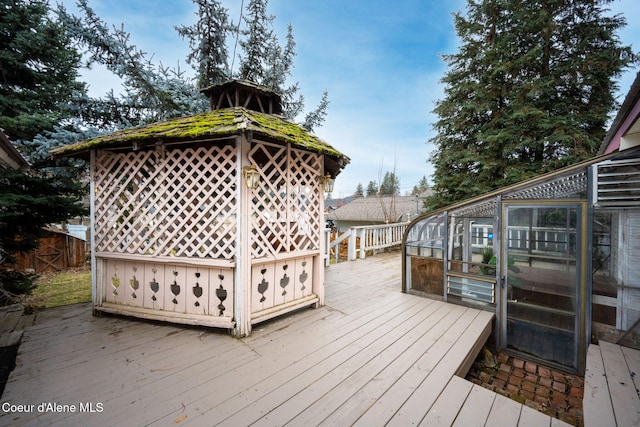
[8,230,86,273]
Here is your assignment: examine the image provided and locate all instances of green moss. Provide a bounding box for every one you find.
[51,107,345,159]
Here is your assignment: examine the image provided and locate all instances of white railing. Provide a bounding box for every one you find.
[326,222,409,264]
[469,224,574,254]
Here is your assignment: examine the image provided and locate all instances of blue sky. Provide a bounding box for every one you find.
[62,0,640,198]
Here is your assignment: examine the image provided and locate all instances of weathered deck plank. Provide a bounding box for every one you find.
[485,393,523,426]
[452,383,495,426]
[421,376,473,426]
[0,253,560,426]
[316,303,462,426]
[584,344,616,427]
[601,341,640,426]
[219,299,438,427]
[519,404,552,427]
[621,345,640,401]
[384,309,493,426]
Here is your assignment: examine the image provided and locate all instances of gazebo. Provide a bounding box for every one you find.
[53,80,349,336]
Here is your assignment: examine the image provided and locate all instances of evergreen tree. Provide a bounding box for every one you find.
[354,183,364,198]
[301,90,329,132]
[175,0,232,89]
[0,0,86,145]
[63,0,327,131]
[412,175,430,195]
[427,0,636,210]
[366,180,378,197]
[59,0,207,126]
[0,168,86,258]
[238,0,274,83]
[0,167,86,295]
[379,171,400,196]
[236,0,327,130]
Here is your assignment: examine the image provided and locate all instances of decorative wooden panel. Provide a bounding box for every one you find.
[251,257,314,314]
[94,145,237,259]
[274,260,293,306]
[123,263,144,308]
[252,263,276,313]
[144,263,165,310]
[293,257,312,299]
[248,142,322,258]
[101,258,234,319]
[105,260,125,305]
[165,265,187,313]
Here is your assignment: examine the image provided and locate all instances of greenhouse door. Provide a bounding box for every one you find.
[501,202,586,371]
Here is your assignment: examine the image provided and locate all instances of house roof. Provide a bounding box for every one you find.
[599,71,640,154]
[50,107,349,176]
[327,194,428,223]
[0,128,29,171]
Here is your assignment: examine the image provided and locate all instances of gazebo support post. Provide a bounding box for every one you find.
[234,133,253,337]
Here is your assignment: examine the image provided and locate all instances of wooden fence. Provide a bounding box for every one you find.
[8,230,86,273]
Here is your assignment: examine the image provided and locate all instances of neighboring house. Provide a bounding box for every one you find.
[327,192,432,232]
[324,195,353,212]
[0,129,28,171]
[403,73,640,374]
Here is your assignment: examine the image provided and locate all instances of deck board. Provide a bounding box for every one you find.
[584,344,616,427]
[584,341,640,427]
[518,404,552,427]
[485,393,523,426]
[0,252,559,426]
[421,376,473,426]
[452,383,496,426]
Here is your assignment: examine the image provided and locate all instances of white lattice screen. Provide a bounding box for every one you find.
[248,142,322,258]
[94,145,238,259]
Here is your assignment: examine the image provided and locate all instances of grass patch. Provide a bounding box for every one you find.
[26,268,92,308]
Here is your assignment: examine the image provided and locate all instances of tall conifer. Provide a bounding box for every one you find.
[427,0,635,209]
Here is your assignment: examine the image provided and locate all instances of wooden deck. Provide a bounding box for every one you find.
[1,252,567,426]
[584,341,640,426]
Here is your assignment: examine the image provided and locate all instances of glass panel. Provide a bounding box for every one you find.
[405,214,445,258]
[592,211,618,326]
[406,213,446,296]
[447,274,495,303]
[505,205,579,368]
[448,217,495,274]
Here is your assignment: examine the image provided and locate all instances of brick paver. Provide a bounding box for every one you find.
[466,349,583,426]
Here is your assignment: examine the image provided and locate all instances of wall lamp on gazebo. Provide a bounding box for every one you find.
[242,165,260,190]
[321,174,335,193]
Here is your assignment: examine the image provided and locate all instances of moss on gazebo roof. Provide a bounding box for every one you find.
[51,107,346,159]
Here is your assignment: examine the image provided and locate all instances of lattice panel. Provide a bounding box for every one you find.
[94,145,238,259]
[248,142,322,258]
[249,143,289,257]
[289,148,322,252]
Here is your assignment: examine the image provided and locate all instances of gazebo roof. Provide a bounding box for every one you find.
[51,106,349,174]
[52,107,340,156]
[200,79,283,115]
